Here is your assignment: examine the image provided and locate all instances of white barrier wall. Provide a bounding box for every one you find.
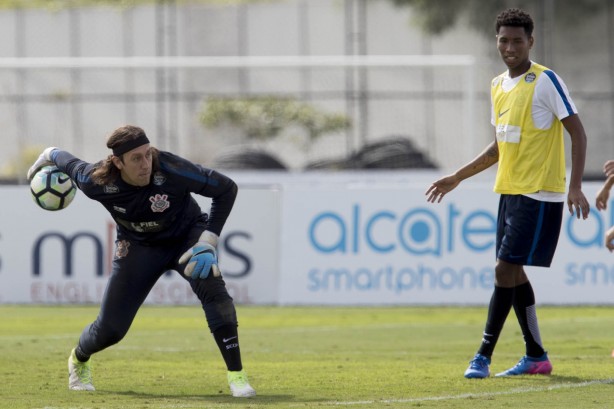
[278,181,614,305]
[0,185,281,305]
[1,175,613,305]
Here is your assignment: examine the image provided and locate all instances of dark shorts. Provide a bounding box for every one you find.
[496,194,564,267]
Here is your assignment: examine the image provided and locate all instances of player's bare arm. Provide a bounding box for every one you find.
[596,175,614,211]
[562,114,590,219]
[605,226,614,252]
[604,160,614,177]
[425,140,499,203]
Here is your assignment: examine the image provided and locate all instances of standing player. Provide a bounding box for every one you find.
[27,125,256,397]
[425,8,590,378]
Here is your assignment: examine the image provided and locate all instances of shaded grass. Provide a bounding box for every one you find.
[1,305,613,408]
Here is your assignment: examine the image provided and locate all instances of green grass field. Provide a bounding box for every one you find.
[1,305,613,409]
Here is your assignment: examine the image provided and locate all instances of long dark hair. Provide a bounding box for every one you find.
[91,125,159,185]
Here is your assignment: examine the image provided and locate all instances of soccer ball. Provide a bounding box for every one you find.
[30,165,77,211]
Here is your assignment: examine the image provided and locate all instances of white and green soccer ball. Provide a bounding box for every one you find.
[30,165,77,211]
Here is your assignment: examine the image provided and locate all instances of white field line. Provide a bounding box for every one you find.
[295,379,614,407]
[0,323,431,341]
[32,379,614,409]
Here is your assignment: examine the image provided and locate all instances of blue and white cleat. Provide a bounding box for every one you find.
[464,353,490,379]
[495,352,552,377]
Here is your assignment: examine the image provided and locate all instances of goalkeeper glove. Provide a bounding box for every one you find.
[178,231,221,279]
[26,147,58,181]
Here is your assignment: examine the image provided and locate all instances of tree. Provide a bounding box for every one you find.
[0,0,271,11]
[200,96,350,145]
[0,145,45,181]
[387,0,609,36]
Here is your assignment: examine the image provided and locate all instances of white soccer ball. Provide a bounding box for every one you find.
[30,165,77,211]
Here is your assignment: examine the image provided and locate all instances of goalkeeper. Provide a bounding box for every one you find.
[26,125,256,398]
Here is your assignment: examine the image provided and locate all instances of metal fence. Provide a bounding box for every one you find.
[0,55,479,178]
[0,0,612,181]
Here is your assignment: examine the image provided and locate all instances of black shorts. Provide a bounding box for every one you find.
[496,194,564,267]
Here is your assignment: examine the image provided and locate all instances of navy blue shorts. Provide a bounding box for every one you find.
[496,194,564,267]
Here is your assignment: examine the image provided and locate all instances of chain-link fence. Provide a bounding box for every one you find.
[0,0,612,181]
[0,55,478,179]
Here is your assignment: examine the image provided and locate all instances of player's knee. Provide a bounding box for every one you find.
[93,322,128,347]
[494,261,525,287]
[190,276,231,303]
[204,299,238,332]
[106,329,127,346]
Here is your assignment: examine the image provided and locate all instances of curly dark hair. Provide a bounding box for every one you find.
[495,8,534,36]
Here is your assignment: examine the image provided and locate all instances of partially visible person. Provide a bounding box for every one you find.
[26,125,256,398]
[605,226,614,252]
[595,160,614,251]
[595,171,613,212]
[603,159,614,178]
[426,8,590,379]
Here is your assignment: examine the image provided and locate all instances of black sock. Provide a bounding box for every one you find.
[74,345,91,362]
[477,286,514,358]
[513,282,545,357]
[212,325,243,371]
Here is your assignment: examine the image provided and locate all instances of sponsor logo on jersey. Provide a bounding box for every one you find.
[153,172,167,186]
[525,72,536,83]
[129,221,163,232]
[113,206,126,214]
[149,193,170,213]
[104,184,119,193]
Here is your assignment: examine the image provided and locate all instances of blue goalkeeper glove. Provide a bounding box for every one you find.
[27,147,58,181]
[178,231,221,279]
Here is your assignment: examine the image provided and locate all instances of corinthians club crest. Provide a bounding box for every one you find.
[149,193,170,212]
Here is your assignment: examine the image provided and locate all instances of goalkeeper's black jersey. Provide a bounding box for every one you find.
[52,150,237,244]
